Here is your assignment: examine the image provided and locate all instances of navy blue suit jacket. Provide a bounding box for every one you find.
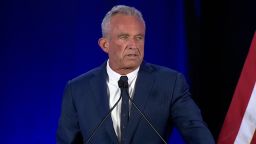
[56,61,215,144]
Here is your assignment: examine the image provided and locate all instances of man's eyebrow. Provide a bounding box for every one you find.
[136,34,144,36]
[117,33,144,37]
[118,33,129,36]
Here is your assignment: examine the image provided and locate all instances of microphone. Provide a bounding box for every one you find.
[118,79,167,144]
[85,94,122,144]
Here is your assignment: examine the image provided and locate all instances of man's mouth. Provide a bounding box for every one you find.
[127,54,137,57]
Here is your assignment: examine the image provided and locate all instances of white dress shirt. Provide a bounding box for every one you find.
[106,60,140,141]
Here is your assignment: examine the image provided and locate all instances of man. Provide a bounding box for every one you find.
[56,5,215,144]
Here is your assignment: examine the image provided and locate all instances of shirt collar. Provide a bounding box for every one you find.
[106,60,140,85]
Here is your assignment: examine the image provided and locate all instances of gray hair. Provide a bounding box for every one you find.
[101,5,145,37]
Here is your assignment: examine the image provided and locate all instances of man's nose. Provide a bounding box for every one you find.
[127,38,137,49]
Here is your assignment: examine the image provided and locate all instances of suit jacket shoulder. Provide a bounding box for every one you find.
[69,63,106,85]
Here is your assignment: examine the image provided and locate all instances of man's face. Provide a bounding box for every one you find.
[100,14,145,74]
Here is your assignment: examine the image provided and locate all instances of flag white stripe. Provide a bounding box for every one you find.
[235,82,256,144]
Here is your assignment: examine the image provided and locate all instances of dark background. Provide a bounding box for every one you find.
[186,0,256,140]
[0,0,255,143]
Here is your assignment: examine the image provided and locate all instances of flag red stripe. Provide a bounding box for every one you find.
[218,32,256,144]
[250,131,256,144]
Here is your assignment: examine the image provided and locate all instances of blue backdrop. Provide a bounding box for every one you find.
[1,0,191,143]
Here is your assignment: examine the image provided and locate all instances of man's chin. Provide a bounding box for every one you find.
[124,61,141,69]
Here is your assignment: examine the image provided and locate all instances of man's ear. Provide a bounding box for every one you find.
[98,38,109,53]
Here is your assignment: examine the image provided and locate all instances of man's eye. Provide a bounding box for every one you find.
[119,35,128,40]
[136,36,144,40]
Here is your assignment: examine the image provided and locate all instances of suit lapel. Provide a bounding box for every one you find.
[89,62,118,143]
[126,62,155,142]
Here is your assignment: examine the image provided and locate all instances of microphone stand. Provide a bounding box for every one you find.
[86,96,122,144]
[124,90,167,144]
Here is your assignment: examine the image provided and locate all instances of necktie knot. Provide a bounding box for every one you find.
[118,76,128,89]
